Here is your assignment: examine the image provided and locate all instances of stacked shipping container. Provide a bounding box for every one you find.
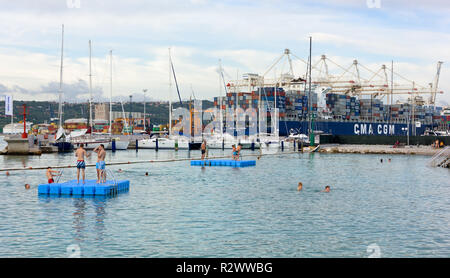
[213,89,446,128]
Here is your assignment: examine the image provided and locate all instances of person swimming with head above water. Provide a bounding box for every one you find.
[321,186,330,193]
[297,182,303,191]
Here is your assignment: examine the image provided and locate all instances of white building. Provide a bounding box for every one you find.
[3,122,33,134]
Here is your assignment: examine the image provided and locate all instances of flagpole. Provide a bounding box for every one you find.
[11,95,14,134]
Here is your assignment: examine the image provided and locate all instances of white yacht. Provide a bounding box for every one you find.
[138,136,190,149]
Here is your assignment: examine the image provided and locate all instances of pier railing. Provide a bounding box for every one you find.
[428,146,450,168]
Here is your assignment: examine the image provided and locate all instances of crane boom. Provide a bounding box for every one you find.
[431,61,443,106]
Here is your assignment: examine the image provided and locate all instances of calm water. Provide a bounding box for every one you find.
[0,137,449,257]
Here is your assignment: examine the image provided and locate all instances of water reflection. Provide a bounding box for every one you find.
[93,197,107,241]
[72,198,86,243]
[2,155,30,168]
[72,197,109,243]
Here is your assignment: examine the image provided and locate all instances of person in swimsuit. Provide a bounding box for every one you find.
[321,186,330,193]
[201,140,207,160]
[46,167,61,184]
[236,144,242,160]
[75,144,90,184]
[94,144,106,183]
[232,145,237,160]
[297,182,303,191]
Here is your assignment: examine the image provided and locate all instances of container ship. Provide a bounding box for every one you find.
[214,87,447,136]
[213,50,448,137]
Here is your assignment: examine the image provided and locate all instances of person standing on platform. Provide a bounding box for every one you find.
[94,144,107,183]
[75,144,90,184]
[201,140,207,160]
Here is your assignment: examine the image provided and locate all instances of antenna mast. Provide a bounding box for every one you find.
[89,40,93,132]
[58,24,64,129]
[109,50,113,134]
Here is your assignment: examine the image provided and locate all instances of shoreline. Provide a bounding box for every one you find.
[318,144,442,156]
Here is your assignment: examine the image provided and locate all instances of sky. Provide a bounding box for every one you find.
[0,0,449,106]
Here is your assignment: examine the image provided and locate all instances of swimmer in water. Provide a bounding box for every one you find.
[25,184,30,190]
[297,182,303,191]
[232,145,237,160]
[145,172,149,176]
[118,169,123,173]
[321,186,330,193]
[388,158,391,162]
[380,159,383,163]
[46,167,61,184]
[5,171,10,176]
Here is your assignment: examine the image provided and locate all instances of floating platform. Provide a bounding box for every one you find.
[191,159,256,167]
[38,179,129,197]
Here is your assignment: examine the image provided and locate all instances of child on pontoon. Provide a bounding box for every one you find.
[46,167,61,184]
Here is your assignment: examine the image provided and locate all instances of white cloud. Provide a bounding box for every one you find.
[0,0,448,105]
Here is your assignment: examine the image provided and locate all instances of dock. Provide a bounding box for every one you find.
[191,159,256,167]
[318,144,444,156]
[0,136,42,155]
[38,179,130,197]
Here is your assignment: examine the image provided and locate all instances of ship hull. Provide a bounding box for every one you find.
[278,120,435,137]
[53,142,73,152]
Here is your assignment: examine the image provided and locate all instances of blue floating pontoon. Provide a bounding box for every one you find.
[38,179,129,197]
[190,159,256,167]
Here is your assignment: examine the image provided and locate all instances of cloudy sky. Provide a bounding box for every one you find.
[0,0,449,105]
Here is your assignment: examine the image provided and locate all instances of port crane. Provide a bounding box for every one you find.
[222,49,444,107]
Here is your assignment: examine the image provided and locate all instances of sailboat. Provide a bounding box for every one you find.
[205,59,242,149]
[70,45,129,150]
[53,24,74,152]
[139,48,198,150]
[105,50,129,150]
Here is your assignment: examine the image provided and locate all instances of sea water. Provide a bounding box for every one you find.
[0,140,449,257]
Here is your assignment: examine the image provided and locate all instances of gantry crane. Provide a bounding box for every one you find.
[221,49,444,106]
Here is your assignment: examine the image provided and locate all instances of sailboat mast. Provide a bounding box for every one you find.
[218,59,224,136]
[89,40,93,132]
[168,48,172,136]
[58,24,64,129]
[109,50,113,134]
[274,69,277,137]
[143,89,147,133]
[308,36,314,146]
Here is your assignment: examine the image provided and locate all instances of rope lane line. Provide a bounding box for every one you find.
[0,151,303,172]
